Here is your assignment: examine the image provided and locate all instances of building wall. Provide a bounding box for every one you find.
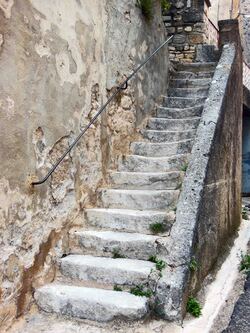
[163,0,206,62]
[0,0,169,330]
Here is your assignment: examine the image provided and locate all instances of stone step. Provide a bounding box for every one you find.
[167,87,209,98]
[85,208,175,234]
[119,154,189,172]
[59,255,156,285]
[131,140,193,157]
[170,78,211,88]
[172,71,214,79]
[162,96,206,108]
[34,284,148,322]
[99,188,179,210]
[176,62,217,73]
[143,129,196,142]
[110,170,182,189]
[70,231,159,260]
[156,105,203,119]
[148,117,200,132]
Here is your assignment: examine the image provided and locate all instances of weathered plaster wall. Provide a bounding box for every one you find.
[155,20,242,321]
[0,0,169,330]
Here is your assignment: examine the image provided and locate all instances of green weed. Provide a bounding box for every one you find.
[186,297,202,317]
[189,258,198,272]
[149,222,166,234]
[130,285,153,297]
[240,254,250,273]
[148,256,166,271]
[242,207,248,220]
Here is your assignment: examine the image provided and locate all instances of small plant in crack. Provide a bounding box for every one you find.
[130,285,153,297]
[112,248,126,259]
[113,285,123,292]
[239,253,250,273]
[136,0,153,20]
[173,207,177,213]
[189,257,198,272]
[180,162,189,172]
[149,222,166,234]
[242,207,248,220]
[186,297,202,317]
[148,256,166,271]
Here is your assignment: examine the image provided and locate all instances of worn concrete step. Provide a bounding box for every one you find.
[170,78,211,88]
[110,170,182,189]
[99,188,179,210]
[167,87,209,98]
[34,284,148,322]
[131,140,193,157]
[119,154,189,172]
[148,117,200,131]
[70,231,159,260]
[156,105,203,119]
[162,96,206,108]
[176,62,217,73]
[85,208,175,234]
[143,129,196,142]
[172,71,214,79]
[59,255,156,286]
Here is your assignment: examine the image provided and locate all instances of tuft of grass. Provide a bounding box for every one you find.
[113,285,123,292]
[148,256,166,271]
[187,297,202,317]
[240,254,250,273]
[161,0,171,12]
[136,0,153,20]
[149,222,166,234]
[112,248,126,259]
[242,207,248,220]
[181,163,188,172]
[189,258,198,272]
[130,285,153,298]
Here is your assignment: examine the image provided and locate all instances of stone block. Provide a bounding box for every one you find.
[184,26,193,32]
[188,33,204,44]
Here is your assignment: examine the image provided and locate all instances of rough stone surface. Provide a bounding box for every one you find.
[34,284,148,322]
[99,188,180,210]
[85,208,175,234]
[109,170,183,188]
[223,273,250,333]
[0,0,169,330]
[119,154,189,172]
[156,25,242,321]
[131,141,193,157]
[70,231,159,260]
[59,255,155,285]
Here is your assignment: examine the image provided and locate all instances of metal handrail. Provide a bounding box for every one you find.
[32,36,173,186]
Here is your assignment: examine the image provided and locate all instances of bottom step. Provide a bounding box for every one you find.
[35,284,148,322]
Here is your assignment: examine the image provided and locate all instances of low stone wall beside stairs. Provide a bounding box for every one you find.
[156,20,243,321]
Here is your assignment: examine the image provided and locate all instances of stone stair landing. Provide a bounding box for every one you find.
[34,62,215,322]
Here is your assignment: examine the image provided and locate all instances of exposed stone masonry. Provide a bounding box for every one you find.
[163,0,208,62]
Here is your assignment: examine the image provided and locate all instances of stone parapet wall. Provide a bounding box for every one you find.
[156,20,242,321]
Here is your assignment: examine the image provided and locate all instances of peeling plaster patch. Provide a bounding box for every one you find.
[30,0,93,86]
[0,0,14,19]
[0,95,15,120]
[35,40,51,58]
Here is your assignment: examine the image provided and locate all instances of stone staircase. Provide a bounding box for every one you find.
[34,62,216,322]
